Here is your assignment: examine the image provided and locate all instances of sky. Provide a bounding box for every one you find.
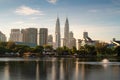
[0,0,120,42]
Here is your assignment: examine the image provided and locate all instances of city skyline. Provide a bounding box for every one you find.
[0,0,120,42]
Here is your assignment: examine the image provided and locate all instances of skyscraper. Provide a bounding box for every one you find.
[39,28,48,46]
[64,18,69,39]
[55,17,61,48]
[63,18,69,47]
[9,29,22,42]
[69,31,76,49]
[21,28,37,44]
[0,31,6,42]
[48,35,53,46]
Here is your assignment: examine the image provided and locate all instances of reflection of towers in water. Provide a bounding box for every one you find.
[75,58,85,80]
[75,58,79,80]
[81,63,85,80]
[60,59,64,80]
[51,58,56,80]
[36,60,40,80]
[51,58,60,80]
[4,62,10,80]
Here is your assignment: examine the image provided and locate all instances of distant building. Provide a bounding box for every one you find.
[21,28,37,45]
[83,32,92,43]
[63,18,69,47]
[0,31,6,42]
[69,31,76,49]
[83,31,99,46]
[111,38,120,46]
[48,35,53,46]
[55,17,61,48]
[9,29,22,42]
[39,28,48,46]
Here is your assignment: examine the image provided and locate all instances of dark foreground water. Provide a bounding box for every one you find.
[0,57,120,80]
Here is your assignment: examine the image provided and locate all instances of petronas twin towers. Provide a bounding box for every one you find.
[55,17,61,48]
[55,17,70,48]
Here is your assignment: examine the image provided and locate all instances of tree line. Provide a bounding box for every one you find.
[0,41,120,57]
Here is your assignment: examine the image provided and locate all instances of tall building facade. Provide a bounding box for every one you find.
[21,28,37,44]
[0,31,6,42]
[63,18,69,47]
[55,17,61,48]
[69,31,76,49]
[9,29,22,42]
[48,35,53,46]
[39,28,48,46]
[83,31,99,46]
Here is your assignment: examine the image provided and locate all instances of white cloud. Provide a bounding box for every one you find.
[15,6,44,16]
[47,0,58,4]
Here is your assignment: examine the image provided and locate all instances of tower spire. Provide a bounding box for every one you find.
[63,17,69,47]
[55,16,61,48]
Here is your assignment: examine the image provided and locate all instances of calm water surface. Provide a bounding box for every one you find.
[0,57,120,80]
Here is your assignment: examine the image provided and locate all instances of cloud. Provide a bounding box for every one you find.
[47,0,58,4]
[15,6,44,16]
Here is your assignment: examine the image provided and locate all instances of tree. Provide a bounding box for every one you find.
[95,42,108,56]
[33,46,44,54]
[6,41,16,52]
[0,42,7,47]
[62,46,71,55]
[84,45,97,56]
[44,45,53,51]
[78,46,87,56]
[14,45,30,56]
[114,46,120,56]
[71,46,77,55]
[0,46,6,55]
[56,47,63,55]
[7,41,15,48]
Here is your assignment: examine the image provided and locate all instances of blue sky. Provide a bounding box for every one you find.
[0,0,120,42]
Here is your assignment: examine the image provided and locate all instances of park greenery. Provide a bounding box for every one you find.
[0,41,120,57]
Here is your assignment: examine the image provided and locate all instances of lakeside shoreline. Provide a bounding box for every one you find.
[0,55,120,59]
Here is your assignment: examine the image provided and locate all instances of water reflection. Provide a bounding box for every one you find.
[4,62,9,80]
[75,58,79,80]
[60,58,64,80]
[36,61,39,80]
[0,58,120,80]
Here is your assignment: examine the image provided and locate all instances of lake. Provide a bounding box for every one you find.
[0,57,120,80]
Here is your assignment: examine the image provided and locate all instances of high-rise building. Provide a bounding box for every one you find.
[21,28,37,44]
[0,31,6,42]
[48,35,53,46]
[39,28,48,46]
[83,31,92,42]
[9,29,22,42]
[83,31,99,46]
[55,17,61,48]
[69,31,76,49]
[63,18,69,47]
[69,31,73,38]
